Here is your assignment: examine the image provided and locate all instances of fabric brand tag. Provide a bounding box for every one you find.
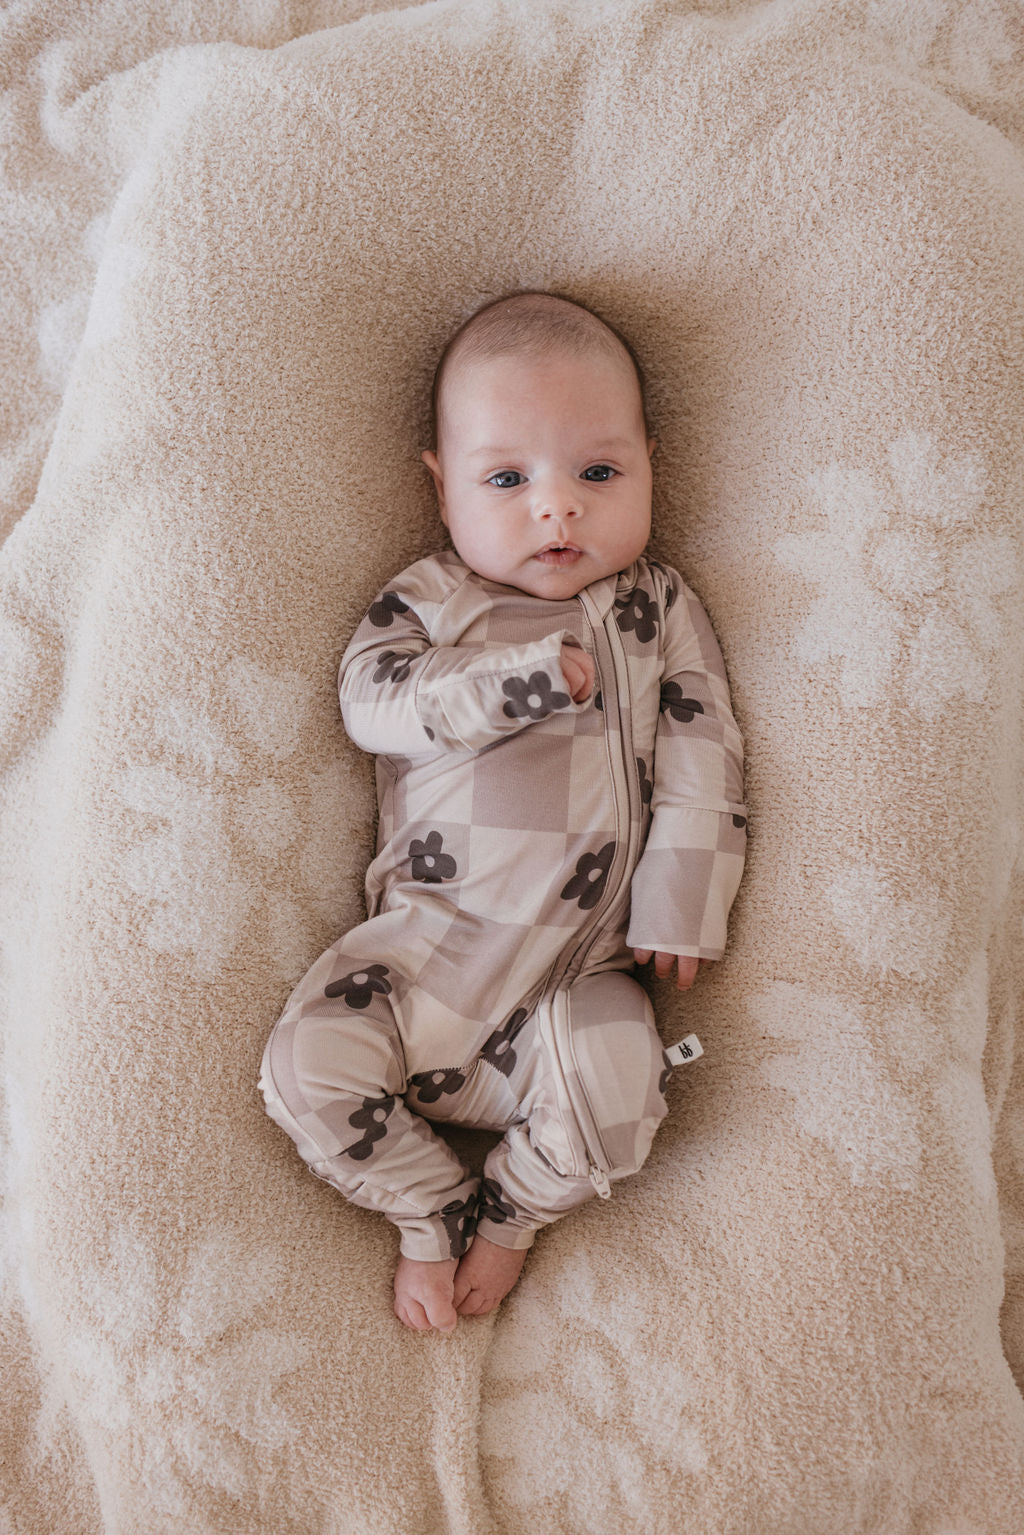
[664,1034,703,1067]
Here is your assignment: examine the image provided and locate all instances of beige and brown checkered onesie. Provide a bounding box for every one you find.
[259,551,746,1261]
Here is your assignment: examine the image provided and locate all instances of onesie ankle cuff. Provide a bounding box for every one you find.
[474,1218,536,1252]
[398,1194,479,1262]
[398,1229,458,1263]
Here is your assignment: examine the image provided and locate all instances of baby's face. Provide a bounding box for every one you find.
[422,348,655,601]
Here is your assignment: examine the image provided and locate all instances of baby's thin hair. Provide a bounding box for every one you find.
[430,290,651,442]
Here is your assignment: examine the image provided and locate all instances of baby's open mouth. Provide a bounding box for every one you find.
[535,545,582,565]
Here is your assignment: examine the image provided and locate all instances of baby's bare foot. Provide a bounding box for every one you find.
[393,1254,459,1335]
[453,1235,529,1317]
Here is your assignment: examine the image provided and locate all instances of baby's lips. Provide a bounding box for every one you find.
[535,544,583,564]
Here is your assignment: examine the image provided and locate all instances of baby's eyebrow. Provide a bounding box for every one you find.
[465,436,636,460]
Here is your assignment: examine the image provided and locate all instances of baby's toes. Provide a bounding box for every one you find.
[424,1295,458,1335]
[455,1285,497,1318]
[394,1296,430,1331]
[452,1258,475,1308]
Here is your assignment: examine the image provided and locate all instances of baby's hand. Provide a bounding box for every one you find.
[560,643,595,703]
[632,950,712,990]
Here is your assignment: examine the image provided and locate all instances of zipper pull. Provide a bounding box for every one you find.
[589,1164,612,1199]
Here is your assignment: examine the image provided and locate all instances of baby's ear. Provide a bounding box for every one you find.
[647,436,657,458]
[420,449,447,521]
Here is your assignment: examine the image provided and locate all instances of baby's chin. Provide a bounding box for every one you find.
[507,562,600,600]
[514,548,644,600]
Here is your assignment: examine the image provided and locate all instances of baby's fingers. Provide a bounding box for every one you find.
[632,949,672,976]
[569,654,594,702]
[675,956,699,990]
[633,950,709,989]
[633,950,704,988]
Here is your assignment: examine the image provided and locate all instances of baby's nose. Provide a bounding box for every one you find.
[536,480,582,519]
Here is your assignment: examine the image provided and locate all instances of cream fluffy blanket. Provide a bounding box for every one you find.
[2,1,1023,1531]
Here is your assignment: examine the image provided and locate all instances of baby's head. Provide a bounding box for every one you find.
[422,292,655,600]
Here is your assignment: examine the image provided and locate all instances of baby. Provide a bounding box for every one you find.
[259,292,746,1335]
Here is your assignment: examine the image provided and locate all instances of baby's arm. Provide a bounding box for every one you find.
[627,567,746,972]
[338,567,591,756]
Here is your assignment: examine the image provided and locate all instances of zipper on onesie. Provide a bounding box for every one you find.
[554,986,617,1184]
[553,585,642,987]
[534,582,645,1198]
[533,989,615,1195]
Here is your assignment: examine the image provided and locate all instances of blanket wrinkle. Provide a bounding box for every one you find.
[2,1,1024,1532]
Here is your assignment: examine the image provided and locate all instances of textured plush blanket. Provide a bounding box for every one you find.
[3,1,1023,1531]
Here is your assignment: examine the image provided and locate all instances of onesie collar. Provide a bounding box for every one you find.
[582,562,641,623]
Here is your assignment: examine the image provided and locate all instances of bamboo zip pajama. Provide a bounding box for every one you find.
[260,551,746,1261]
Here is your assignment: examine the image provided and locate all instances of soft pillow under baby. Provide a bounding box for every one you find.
[2,1,1023,1531]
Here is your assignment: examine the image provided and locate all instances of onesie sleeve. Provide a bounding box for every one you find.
[338,569,586,756]
[626,566,747,961]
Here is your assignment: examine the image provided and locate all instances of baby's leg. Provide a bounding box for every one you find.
[401,1055,528,1320]
[260,965,479,1334]
[457,971,668,1314]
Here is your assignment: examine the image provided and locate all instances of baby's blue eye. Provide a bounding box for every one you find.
[582,464,615,482]
[488,471,524,489]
